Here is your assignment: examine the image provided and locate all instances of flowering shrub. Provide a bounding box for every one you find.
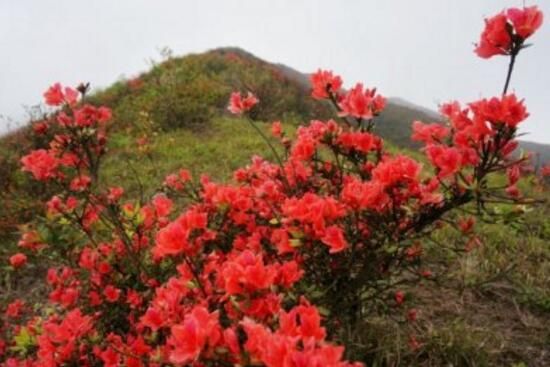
[1,5,544,366]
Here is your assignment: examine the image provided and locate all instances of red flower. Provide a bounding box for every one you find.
[321,226,348,253]
[107,186,124,202]
[506,184,520,198]
[310,69,343,99]
[469,94,529,127]
[97,106,112,123]
[291,134,317,161]
[5,300,25,318]
[475,12,512,58]
[43,83,79,106]
[507,165,521,186]
[277,260,304,288]
[342,179,389,212]
[33,121,49,135]
[458,217,475,234]
[20,149,59,181]
[475,6,543,58]
[168,307,221,364]
[154,210,208,258]
[74,105,99,127]
[372,155,422,187]
[395,290,405,306]
[152,194,173,217]
[408,335,421,351]
[339,83,386,119]
[407,308,418,322]
[154,222,188,257]
[98,347,120,367]
[104,285,121,303]
[279,300,326,341]
[271,120,282,137]
[425,145,462,178]
[64,87,79,106]
[69,175,91,192]
[141,308,164,331]
[540,165,550,177]
[411,121,450,144]
[222,250,278,295]
[42,308,94,343]
[43,83,65,106]
[228,91,259,114]
[9,253,27,268]
[507,6,543,40]
[338,131,380,153]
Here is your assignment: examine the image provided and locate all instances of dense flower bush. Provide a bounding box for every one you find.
[1,5,544,366]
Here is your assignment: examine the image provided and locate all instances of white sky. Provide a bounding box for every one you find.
[1,0,549,143]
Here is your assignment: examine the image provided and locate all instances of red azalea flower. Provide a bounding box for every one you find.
[407,308,418,322]
[321,226,348,253]
[107,186,124,203]
[411,121,450,144]
[469,94,529,127]
[507,6,543,40]
[310,69,343,99]
[5,300,25,318]
[104,285,121,303]
[33,121,49,135]
[43,83,65,106]
[152,194,173,217]
[475,12,512,58]
[339,83,386,119]
[271,120,282,137]
[20,149,59,181]
[9,253,27,268]
[425,145,462,178]
[69,175,92,192]
[395,290,405,306]
[227,91,259,114]
[168,307,221,364]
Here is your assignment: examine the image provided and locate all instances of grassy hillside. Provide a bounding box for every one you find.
[1,47,549,366]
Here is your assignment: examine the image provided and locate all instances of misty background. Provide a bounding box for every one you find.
[1,0,548,143]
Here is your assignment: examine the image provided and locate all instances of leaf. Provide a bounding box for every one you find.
[11,327,36,353]
[289,239,302,248]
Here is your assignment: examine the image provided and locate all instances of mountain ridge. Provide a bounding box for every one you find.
[218,47,550,163]
[2,46,548,164]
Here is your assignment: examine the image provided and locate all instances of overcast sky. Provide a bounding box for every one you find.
[1,0,549,143]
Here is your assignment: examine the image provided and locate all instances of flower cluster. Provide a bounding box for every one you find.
[310,72,386,123]
[475,5,543,58]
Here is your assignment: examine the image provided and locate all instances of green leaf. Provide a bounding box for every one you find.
[11,327,36,354]
[289,239,302,248]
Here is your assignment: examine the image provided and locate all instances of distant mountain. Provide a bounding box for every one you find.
[517,140,550,167]
[387,97,441,120]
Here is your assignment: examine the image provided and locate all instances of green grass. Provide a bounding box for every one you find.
[100,117,289,195]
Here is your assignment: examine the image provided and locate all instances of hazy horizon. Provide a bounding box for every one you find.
[1,0,549,143]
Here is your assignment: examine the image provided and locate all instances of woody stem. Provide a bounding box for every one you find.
[245,116,290,189]
[502,51,517,96]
